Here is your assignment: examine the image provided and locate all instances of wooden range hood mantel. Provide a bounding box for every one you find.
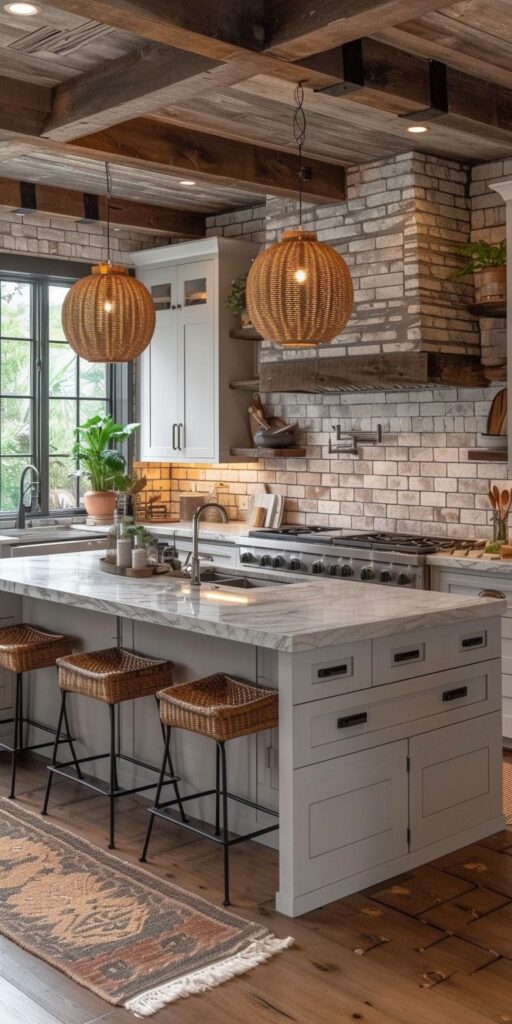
[259,352,490,393]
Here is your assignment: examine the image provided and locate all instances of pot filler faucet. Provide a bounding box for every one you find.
[191,503,228,587]
[16,464,41,529]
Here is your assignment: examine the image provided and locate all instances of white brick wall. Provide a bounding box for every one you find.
[184,153,508,540]
[0,209,172,263]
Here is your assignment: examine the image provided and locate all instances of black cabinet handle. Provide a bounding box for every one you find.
[442,686,468,702]
[394,649,420,663]
[461,635,484,649]
[172,423,177,450]
[479,589,506,600]
[337,712,367,729]
[318,663,349,679]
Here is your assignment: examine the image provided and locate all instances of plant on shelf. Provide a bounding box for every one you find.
[449,239,507,306]
[226,274,251,326]
[73,413,140,518]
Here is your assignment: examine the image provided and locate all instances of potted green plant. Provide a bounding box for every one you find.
[226,274,251,327]
[73,413,140,518]
[450,239,507,304]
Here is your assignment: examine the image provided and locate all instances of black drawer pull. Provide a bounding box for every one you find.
[479,589,506,600]
[337,712,367,729]
[461,635,484,649]
[442,686,468,702]
[318,663,348,679]
[394,649,420,663]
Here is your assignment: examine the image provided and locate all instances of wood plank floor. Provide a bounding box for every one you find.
[2,754,512,1024]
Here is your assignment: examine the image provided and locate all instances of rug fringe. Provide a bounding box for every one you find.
[125,935,294,1017]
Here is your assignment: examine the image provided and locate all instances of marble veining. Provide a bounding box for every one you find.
[428,554,512,574]
[71,522,246,542]
[0,552,503,652]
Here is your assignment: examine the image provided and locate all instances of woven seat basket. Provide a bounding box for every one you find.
[0,624,73,673]
[158,673,278,742]
[56,647,173,705]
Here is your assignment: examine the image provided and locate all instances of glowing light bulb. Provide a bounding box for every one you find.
[294,268,307,283]
[104,300,113,313]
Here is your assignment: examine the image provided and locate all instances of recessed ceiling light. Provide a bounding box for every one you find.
[407,125,429,134]
[4,2,40,14]
[179,179,196,186]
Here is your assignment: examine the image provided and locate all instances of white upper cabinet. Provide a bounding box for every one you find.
[132,237,258,463]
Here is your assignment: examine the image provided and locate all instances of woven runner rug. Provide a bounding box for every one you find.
[0,801,292,1017]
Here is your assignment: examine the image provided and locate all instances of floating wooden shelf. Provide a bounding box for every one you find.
[229,326,263,341]
[468,301,507,318]
[467,449,508,462]
[484,364,507,382]
[230,447,306,458]
[229,378,260,390]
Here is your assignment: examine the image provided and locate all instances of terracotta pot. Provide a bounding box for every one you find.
[83,490,117,518]
[474,266,507,304]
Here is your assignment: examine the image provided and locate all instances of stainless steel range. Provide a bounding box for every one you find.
[237,528,476,590]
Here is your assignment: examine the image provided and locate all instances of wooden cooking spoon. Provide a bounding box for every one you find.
[489,489,497,510]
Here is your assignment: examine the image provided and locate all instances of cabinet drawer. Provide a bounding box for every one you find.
[409,713,503,851]
[292,741,408,895]
[290,642,372,705]
[372,618,500,685]
[293,661,500,768]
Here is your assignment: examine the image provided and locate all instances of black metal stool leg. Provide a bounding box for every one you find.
[166,728,187,824]
[108,703,116,850]
[220,741,230,906]
[140,726,170,862]
[215,742,221,836]
[8,673,22,799]
[41,691,66,815]
[62,700,83,780]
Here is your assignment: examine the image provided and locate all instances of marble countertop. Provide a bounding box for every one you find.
[428,553,512,574]
[0,551,503,653]
[71,521,248,542]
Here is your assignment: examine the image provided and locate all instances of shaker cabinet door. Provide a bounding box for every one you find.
[178,259,216,461]
[138,266,180,460]
[408,712,503,851]
[292,740,408,895]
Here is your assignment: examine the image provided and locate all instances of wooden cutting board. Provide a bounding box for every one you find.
[487,388,507,435]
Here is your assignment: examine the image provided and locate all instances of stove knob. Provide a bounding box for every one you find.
[312,560,325,575]
[380,569,393,583]
[240,551,255,564]
[289,557,302,572]
[339,564,354,578]
[260,554,272,568]
[328,563,339,576]
[360,566,375,581]
[272,555,286,569]
[397,572,410,586]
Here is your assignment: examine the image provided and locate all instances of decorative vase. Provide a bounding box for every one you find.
[83,490,117,518]
[240,310,253,328]
[475,266,507,304]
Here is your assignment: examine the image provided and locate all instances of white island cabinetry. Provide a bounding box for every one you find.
[133,237,258,463]
[0,553,504,917]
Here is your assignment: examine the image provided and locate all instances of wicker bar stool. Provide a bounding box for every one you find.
[140,673,279,906]
[42,647,186,850]
[0,623,78,800]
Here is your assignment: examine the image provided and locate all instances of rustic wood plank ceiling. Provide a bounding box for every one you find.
[0,0,512,228]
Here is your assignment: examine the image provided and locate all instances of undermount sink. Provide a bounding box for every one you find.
[200,570,294,589]
[0,526,100,543]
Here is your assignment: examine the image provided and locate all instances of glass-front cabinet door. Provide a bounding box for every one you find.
[177,259,216,461]
[139,266,181,459]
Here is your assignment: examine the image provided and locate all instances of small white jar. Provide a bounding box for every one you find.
[132,546,147,570]
[116,537,132,569]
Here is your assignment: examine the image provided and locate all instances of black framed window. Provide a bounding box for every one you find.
[0,271,114,515]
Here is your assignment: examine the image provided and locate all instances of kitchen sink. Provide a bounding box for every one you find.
[201,570,294,589]
[0,526,100,543]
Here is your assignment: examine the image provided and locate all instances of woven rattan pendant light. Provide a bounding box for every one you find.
[246,84,353,348]
[61,166,155,363]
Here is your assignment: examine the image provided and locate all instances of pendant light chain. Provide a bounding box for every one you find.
[293,81,306,227]
[105,162,112,266]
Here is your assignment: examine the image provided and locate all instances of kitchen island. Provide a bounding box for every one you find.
[0,551,505,917]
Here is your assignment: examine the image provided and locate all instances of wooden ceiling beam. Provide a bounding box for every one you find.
[301,38,512,144]
[264,0,462,60]
[67,117,346,203]
[0,75,51,135]
[0,176,205,237]
[44,43,223,141]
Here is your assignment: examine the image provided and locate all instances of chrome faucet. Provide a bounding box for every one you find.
[191,503,228,587]
[16,464,40,529]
